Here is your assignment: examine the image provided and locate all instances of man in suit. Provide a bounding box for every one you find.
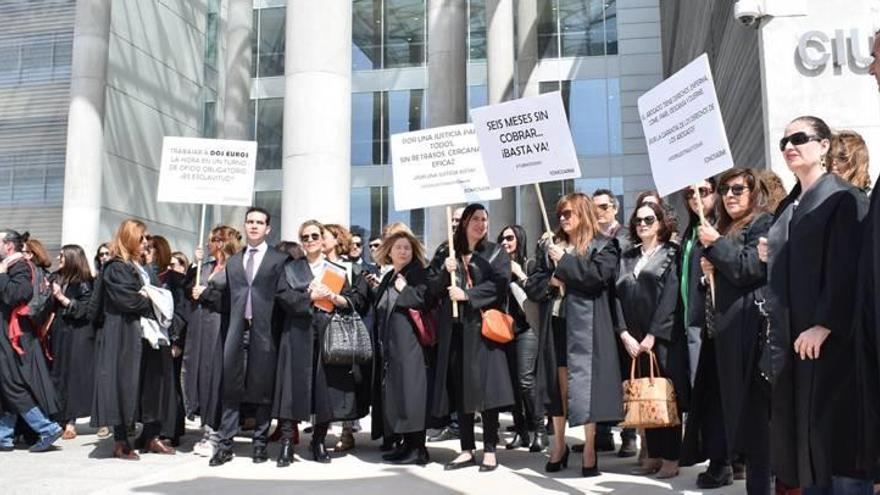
[210,207,289,466]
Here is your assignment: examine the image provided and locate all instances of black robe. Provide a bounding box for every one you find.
[0,259,59,417]
[272,257,370,424]
[91,259,177,433]
[680,213,772,465]
[221,247,288,405]
[765,173,867,487]
[369,262,432,436]
[48,279,95,422]
[525,236,622,427]
[614,242,688,409]
[427,241,514,417]
[182,262,226,429]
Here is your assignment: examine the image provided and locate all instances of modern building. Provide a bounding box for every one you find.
[1,0,665,259]
[661,0,880,190]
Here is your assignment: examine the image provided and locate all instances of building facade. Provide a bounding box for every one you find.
[0,0,663,259]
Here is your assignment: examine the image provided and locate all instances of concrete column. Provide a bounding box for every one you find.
[516,0,545,241]
[220,0,253,229]
[281,0,352,240]
[426,0,468,250]
[485,0,516,238]
[60,0,112,262]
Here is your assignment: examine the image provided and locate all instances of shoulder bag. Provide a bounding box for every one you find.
[322,298,373,365]
[619,350,680,429]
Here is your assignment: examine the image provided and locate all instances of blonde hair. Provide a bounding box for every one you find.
[555,193,599,255]
[374,230,426,267]
[827,130,871,190]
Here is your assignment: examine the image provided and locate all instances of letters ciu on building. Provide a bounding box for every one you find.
[797,28,874,71]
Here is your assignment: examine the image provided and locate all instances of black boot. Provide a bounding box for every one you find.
[697,462,734,489]
[505,430,531,450]
[382,441,409,461]
[529,427,546,453]
[276,440,294,467]
[390,446,430,465]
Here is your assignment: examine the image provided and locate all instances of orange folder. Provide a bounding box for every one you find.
[314,263,346,312]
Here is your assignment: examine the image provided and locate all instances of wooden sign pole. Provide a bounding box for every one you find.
[446,206,459,318]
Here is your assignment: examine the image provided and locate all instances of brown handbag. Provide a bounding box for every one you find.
[619,350,680,429]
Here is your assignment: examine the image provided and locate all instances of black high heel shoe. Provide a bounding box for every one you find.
[582,455,600,477]
[311,441,331,463]
[545,445,569,472]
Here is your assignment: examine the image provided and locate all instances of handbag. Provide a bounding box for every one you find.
[461,253,515,344]
[322,303,373,365]
[619,350,680,429]
[407,308,438,347]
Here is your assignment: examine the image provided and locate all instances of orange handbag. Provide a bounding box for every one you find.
[461,255,515,344]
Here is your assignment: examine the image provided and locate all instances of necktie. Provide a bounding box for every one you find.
[245,248,257,320]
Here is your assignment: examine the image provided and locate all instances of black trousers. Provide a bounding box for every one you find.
[596,423,637,441]
[506,327,541,432]
[281,419,328,444]
[646,423,682,461]
[700,339,729,464]
[459,409,499,452]
[743,378,772,495]
[218,402,271,452]
[113,422,160,443]
[404,430,425,449]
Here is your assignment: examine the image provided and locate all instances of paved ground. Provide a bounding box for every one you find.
[0,417,744,494]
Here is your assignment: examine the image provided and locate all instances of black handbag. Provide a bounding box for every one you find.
[322,304,373,365]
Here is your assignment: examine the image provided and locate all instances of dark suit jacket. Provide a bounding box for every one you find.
[222,246,289,405]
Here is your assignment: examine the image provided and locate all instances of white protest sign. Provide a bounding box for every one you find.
[157,136,257,206]
[638,53,733,197]
[470,92,580,188]
[391,123,501,211]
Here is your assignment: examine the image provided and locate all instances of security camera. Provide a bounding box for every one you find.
[734,0,766,28]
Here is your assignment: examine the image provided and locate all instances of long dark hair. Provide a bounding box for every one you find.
[93,242,110,272]
[453,203,488,256]
[58,244,93,285]
[716,168,769,238]
[496,224,527,263]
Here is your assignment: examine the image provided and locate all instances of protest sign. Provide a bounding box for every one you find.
[390,123,500,211]
[157,136,257,206]
[638,53,733,197]
[470,91,580,189]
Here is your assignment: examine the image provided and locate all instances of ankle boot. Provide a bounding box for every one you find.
[276,440,294,467]
[529,426,546,453]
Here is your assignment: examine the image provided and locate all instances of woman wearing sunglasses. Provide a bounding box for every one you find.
[761,116,871,493]
[273,220,367,466]
[184,225,240,456]
[428,203,514,472]
[681,169,773,492]
[616,201,686,479]
[496,224,544,453]
[525,193,622,477]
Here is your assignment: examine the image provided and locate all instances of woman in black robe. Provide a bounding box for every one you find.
[682,168,773,492]
[48,244,95,440]
[616,202,686,479]
[183,225,239,453]
[91,219,176,460]
[428,203,514,472]
[364,229,433,465]
[761,116,871,493]
[0,229,62,452]
[273,220,368,466]
[525,193,622,477]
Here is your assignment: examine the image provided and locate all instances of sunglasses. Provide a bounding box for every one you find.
[369,243,381,249]
[634,215,656,227]
[558,209,575,220]
[684,187,712,199]
[300,233,321,242]
[98,251,111,258]
[779,131,821,151]
[718,184,749,196]
[501,235,516,242]
[352,242,362,248]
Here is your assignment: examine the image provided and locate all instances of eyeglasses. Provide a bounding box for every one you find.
[595,203,613,211]
[369,242,381,249]
[718,184,749,196]
[684,187,712,200]
[779,131,821,151]
[558,209,575,220]
[634,215,657,226]
[501,235,516,242]
[300,233,321,242]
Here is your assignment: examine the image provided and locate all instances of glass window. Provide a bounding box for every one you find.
[468,0,486,61]
[539,79,622,157]
[386,88,425,161]
[467,84,487,111]
[254,191,282,245]
[12,165,45,204]
[605,0,618,55]
[254,98,283,170]
[352,0,382,70]
[537,0,559,59]
[351,92,382,166]
[51,34,72,81]
[537,0,617,59]
[351,186,425,243]
[19,35,53,82]
[256,7,285,77]
[384,0,425,68]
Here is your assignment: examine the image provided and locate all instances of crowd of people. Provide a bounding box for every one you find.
[3,100,880,495]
